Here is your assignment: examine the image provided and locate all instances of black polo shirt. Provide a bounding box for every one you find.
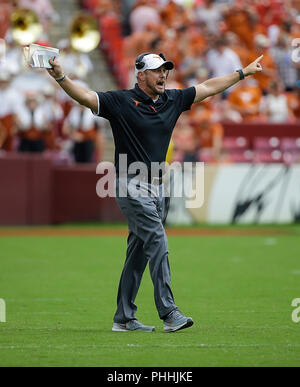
[93,84,196,173]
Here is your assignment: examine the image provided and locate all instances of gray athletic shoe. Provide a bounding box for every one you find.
[112,319,155,332]
[163,309,194,332]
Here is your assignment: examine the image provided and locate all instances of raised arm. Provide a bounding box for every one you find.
[47,59,98,112]
[193,55,264,104]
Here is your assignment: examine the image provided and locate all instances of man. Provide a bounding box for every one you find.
[47,52,263,332]
[227,77,262,122]
[16,91,49,153]
[0,71,24,151]
[206,37,243,80]
[248,34,277,94]
[62,102,104,163]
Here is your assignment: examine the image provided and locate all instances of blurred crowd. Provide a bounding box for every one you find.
[1,0,300,164]
[0,0,105,163]
[84,0,300,163]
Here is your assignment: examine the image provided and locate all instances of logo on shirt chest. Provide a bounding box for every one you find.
[132,98,142,107]
[131,98,157,113]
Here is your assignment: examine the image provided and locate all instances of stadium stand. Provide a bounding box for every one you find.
[0,0,299,165]
[79,0,300,164]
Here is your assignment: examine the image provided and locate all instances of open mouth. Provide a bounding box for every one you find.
[156,81,165,88]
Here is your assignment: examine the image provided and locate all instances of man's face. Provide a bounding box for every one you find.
[0,80,9,90]
[143,66,168,96]
[26,98,38,111]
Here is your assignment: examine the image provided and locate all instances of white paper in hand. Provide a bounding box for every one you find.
[24,44,59,69]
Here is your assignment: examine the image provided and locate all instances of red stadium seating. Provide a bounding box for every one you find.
[254,149,283,163]
[222,136,250,150]
[81,0,129,89]
[198,148,214,162]
[282,150,300,165]
[280,137,300,151]
[227,150,254,163]
[280,138,300,164]
[253,137,281,150]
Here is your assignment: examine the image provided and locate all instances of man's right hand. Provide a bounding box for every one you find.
[47,58,64,79]
[46,57,98,112]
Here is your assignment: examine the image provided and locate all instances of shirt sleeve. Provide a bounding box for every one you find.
[91,90,122,119]
[170,87,196,113]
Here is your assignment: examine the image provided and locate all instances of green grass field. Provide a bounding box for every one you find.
[1,225,300,367]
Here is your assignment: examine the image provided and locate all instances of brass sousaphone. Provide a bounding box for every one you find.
[70,13,101,53]
[11,8,43,45]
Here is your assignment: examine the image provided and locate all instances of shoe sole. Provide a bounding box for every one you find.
[112,327,155,332]
[164,318,194,333]
[112,327,129,332]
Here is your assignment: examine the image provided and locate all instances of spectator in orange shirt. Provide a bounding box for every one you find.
[154,28,181,69]
[190,106,223,162]
[172,114,199,163]
[286,85,300,120]
[124,23,162,62]
[228,78,263,122]
[223,2,258,50]
[160,0,190,30]
[248,34,278,94]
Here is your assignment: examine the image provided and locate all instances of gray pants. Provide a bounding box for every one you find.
[113,177,177,323]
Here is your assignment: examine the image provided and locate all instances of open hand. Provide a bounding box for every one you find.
[243,55,263,77]
[47,58,64,79]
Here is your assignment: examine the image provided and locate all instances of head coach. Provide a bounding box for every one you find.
[47,52,263,332]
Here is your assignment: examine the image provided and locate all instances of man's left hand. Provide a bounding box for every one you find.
[243,55,264,77]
